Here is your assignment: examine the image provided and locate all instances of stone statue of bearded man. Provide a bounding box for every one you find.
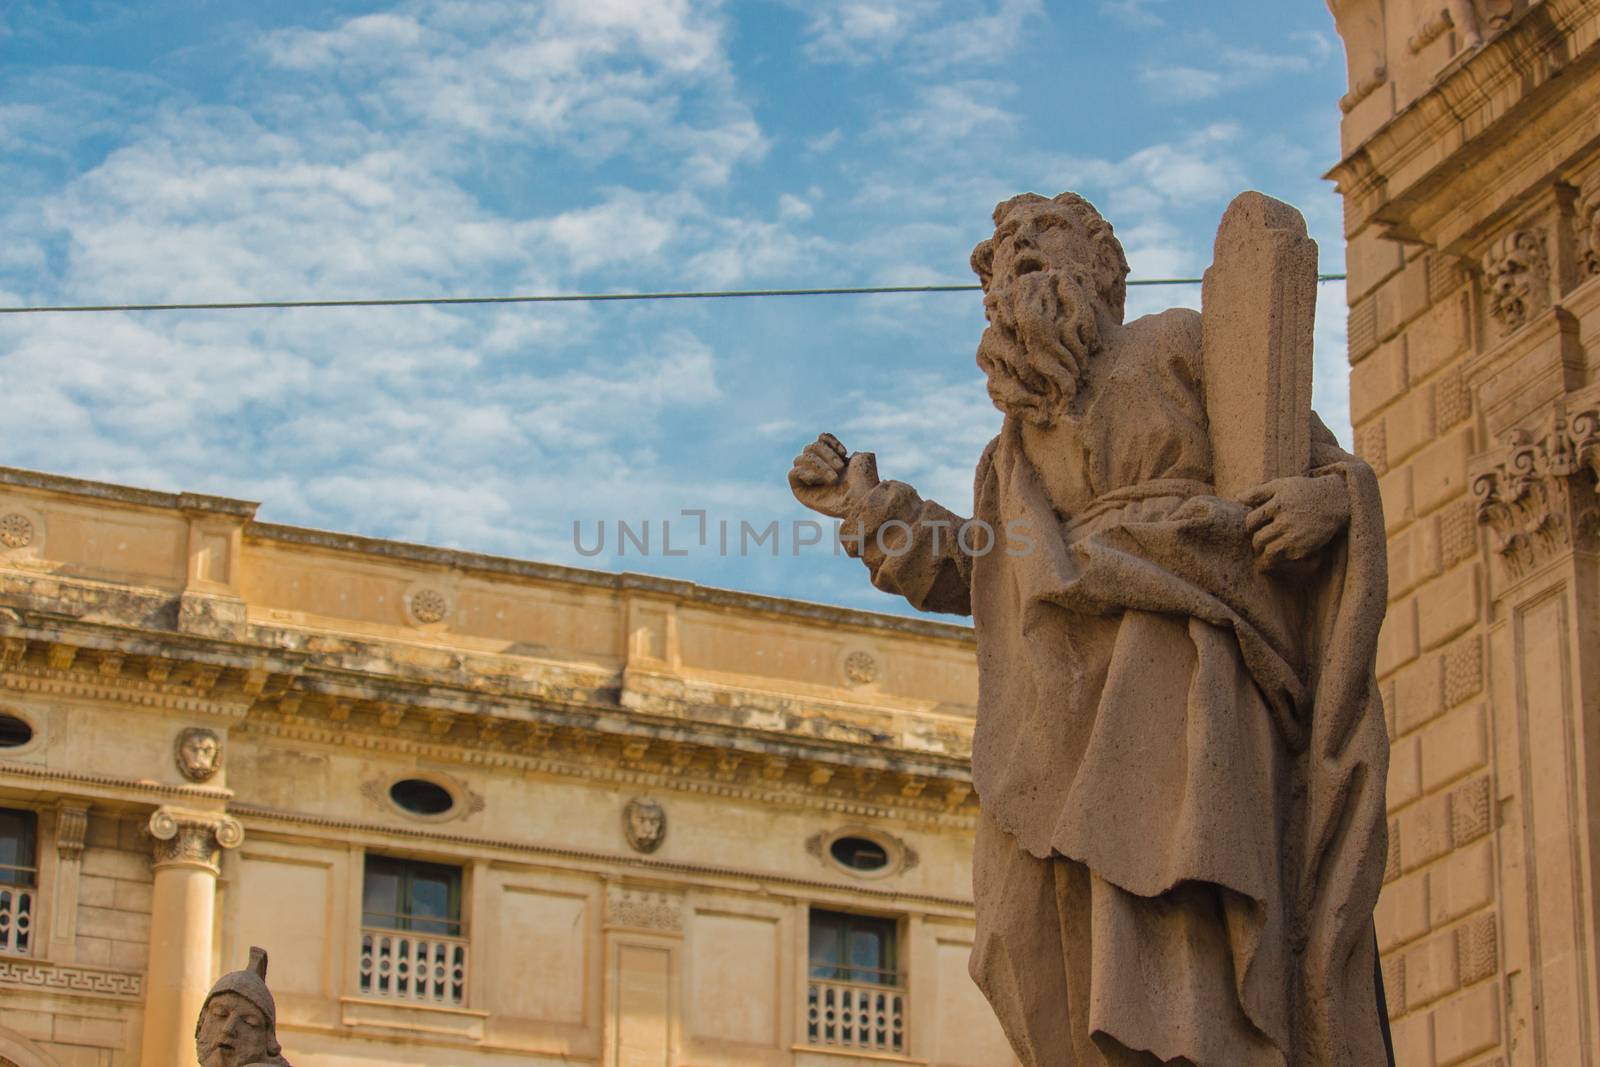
[790,192,1390,1066]
[196,947,293,1067]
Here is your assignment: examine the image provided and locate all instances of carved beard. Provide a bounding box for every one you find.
[976,267,1102,428]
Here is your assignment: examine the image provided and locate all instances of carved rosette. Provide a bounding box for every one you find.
[1482,228,1552,335]
[1471,386,1600,578]
[147,808,243,873]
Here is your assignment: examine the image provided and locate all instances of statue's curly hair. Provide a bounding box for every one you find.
[970,192,1129,324]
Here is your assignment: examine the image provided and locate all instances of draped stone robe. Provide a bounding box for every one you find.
[842,308,1389,1066]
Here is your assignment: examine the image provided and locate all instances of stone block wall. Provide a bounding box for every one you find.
[1350,238,1503,1067]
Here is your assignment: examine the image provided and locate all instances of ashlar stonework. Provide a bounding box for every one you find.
[791,191,1391,1066]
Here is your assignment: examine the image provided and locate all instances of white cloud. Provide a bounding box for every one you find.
[872,81,1019,145]
[1101,0,1169,30]
[795,0,1041,70]
[1140,41,1323,103]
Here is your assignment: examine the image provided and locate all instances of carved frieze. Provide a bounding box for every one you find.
[1483,228,1552,335]
[605,884,683,932]
[1470,385,1600,577]
[1576,171,1600,277]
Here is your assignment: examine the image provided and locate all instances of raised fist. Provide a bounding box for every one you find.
[788,433,880,519]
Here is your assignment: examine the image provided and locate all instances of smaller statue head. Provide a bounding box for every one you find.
[624,797,667,853]
[196,947,289,1067]
[969,191,1130,427]
[1482,229,1549,332]
[176,728,223,783]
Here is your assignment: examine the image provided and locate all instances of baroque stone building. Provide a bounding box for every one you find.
[0,466,1013,1066]
[1328,0,1600,1063]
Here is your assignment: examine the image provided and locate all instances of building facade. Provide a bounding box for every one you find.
[0,466,1014,1067]
[1328,0,1600,1063]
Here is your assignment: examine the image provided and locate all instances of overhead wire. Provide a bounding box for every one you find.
[0,275,1348,315]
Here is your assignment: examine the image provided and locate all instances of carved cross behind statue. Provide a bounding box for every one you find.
[1201,191,1318,499]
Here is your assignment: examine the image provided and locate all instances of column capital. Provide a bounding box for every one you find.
[147,807,243,873]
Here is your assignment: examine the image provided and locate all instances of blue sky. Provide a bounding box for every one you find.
[1,0,1352,615]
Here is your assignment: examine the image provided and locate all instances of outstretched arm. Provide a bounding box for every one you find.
[789,434,973,616]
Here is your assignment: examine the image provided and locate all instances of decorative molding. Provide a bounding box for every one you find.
[0,760,232,802]
[1577,171,1600,277]
[606,884,683,932]
[229,801,977,910]
[1470,383,1600,577]
[0,957,143,1000]
[54,802,88,859]
[147,807,243,873]
[1483,228,1552,335]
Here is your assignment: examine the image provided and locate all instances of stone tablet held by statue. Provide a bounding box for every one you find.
[1201,191,1318,500]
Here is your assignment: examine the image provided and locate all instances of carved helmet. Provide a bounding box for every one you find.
[196,946,279,1042]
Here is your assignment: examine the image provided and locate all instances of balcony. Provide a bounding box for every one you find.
[358,928,467,1005]
[0,885,33,956]
[806,977,906,1054]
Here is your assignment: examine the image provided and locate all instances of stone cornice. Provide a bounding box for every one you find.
[0,605,978,817]
[0,464,257,518]
[0,760,233,805]
[231,802,976,911]
[1328,0,1600,248]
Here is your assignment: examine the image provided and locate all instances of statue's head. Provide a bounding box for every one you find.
[970,192,1128,427]
[624,797,666,853]
[176,727,222,782]
[196,947,281,1067]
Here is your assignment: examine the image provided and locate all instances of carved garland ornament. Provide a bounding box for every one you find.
[606,884,683,932]
[1471,386,1600,577]
[1482,228,1551,335]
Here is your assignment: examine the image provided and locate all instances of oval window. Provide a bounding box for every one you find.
[830,835,890,873]
[389,778,454,816]
[0,713,33,748]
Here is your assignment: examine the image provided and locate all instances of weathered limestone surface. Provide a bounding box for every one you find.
[196,946,293,1067]
[791,192,1390,1065]
[1327,1,1600,1063]
[0,467,1012,1065]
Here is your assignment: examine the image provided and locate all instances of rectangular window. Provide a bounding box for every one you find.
[359,855,467,1006]
[0,808,37,957]
[361,854,462,936]
[808,908,899,986]
[806,909,905,1053]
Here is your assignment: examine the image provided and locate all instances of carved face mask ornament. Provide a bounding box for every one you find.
[176,727,222,782]
[624,797,667,853]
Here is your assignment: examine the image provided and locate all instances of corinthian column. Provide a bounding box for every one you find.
[139,808,243,1067]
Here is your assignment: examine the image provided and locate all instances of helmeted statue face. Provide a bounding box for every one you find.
[196,991,271,1067]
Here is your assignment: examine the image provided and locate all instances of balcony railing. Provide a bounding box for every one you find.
[359,928,467,1005]
[0,886,34,956]
[807,978,906,1053]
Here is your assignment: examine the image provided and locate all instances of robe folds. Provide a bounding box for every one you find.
[842,309,1389,1066]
